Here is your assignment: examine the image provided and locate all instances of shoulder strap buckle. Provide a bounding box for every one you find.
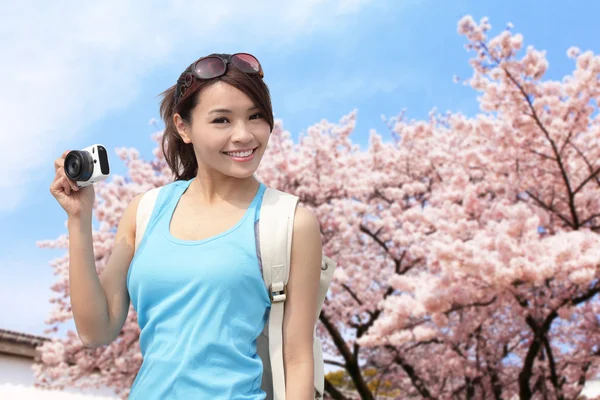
[270,282,287,303]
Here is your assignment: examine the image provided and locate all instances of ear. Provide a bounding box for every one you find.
[173,113,192,144]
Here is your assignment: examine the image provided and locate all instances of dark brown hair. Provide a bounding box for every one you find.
[158,53,274,181]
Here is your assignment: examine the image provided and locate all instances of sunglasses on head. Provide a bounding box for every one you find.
[174,53,263,104]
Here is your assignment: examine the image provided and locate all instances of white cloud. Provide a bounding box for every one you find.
[0,254,57,336]
[281,70,422,113]
[0,0,376,214]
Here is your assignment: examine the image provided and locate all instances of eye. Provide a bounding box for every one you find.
[212,117,229,124]
[250,113,263,120]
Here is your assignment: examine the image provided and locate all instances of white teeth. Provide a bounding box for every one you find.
[226,149,253,157]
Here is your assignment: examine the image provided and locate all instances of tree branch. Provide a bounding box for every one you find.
[573,166,600,195]
[324,377,350,400]
[324,359,347,368]
[360,223,389,253]
[580,213,600,227]
[341,283,363,306]
[501,66,580,228]
[320,312,374,400]
[542,335,564,400]
[525,190,574,228]
[388,346,435,400]
[529,148,555,161]
[569,141,600,188]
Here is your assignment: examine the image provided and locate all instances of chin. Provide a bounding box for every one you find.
[224,168,258,180]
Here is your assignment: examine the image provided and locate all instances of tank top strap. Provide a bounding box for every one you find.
[144,179,193,238]
[161,179,194,214]
[154,179,266,247]
[252,182,267,223]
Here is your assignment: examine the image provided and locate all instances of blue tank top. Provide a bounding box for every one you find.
[126,178,271,399]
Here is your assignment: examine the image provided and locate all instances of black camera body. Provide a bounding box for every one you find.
[64,144,110,188]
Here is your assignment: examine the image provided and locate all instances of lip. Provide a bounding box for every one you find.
[223,146,258,163]
[222,146,258,154]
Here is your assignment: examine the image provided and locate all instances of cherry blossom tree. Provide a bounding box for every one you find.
[34,16,600,400]
[344,16,600,400]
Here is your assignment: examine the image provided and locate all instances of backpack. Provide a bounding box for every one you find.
[134,184,337,400]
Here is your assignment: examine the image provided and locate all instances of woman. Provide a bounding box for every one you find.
[50,53,323,399]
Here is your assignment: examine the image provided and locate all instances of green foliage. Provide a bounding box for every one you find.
[325,368,401,398]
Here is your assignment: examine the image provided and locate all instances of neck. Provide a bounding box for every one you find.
[186,172,260,206]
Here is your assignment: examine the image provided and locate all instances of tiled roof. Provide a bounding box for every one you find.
[0,328,48,347]
[0,383,118,399]
[0,328,49,359]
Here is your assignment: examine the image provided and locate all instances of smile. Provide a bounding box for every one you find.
[222,147,258,162]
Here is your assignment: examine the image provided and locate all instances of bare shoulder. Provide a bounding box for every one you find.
[116,187,159,242]
[128,191,145,211]
[119,192,145,233]
[292,205,322,252]
[293,205,320,233]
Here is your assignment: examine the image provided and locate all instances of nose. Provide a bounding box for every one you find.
[231,121,254,143]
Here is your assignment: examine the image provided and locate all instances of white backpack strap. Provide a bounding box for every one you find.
[259,187,298,400]
[134,187,161,253]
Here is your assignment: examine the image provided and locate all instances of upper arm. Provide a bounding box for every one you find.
[283,205,323,366]
[98,192,144,342]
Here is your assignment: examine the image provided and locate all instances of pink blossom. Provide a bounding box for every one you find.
[34,16,600,400]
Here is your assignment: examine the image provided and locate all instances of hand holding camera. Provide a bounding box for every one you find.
[50,144,110,218]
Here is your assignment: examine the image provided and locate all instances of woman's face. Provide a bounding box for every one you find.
[175,81,271,179]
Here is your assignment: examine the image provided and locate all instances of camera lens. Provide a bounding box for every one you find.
[64,151,94,181]
[66,157,81,176]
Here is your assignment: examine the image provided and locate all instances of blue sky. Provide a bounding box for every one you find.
[1,0,599,336]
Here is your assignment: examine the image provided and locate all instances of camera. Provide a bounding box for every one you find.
[64,144,110,188]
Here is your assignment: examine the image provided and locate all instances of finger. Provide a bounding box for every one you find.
[59,176,71,196]
[50,176,66,197]
[54,173,72,196]
[54,157,65,172]
[54,150,70,172]
[54,158,63,172]
[51,169,63,190]
[56,167,79,191]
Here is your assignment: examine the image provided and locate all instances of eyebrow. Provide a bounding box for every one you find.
[208,106,259,114]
